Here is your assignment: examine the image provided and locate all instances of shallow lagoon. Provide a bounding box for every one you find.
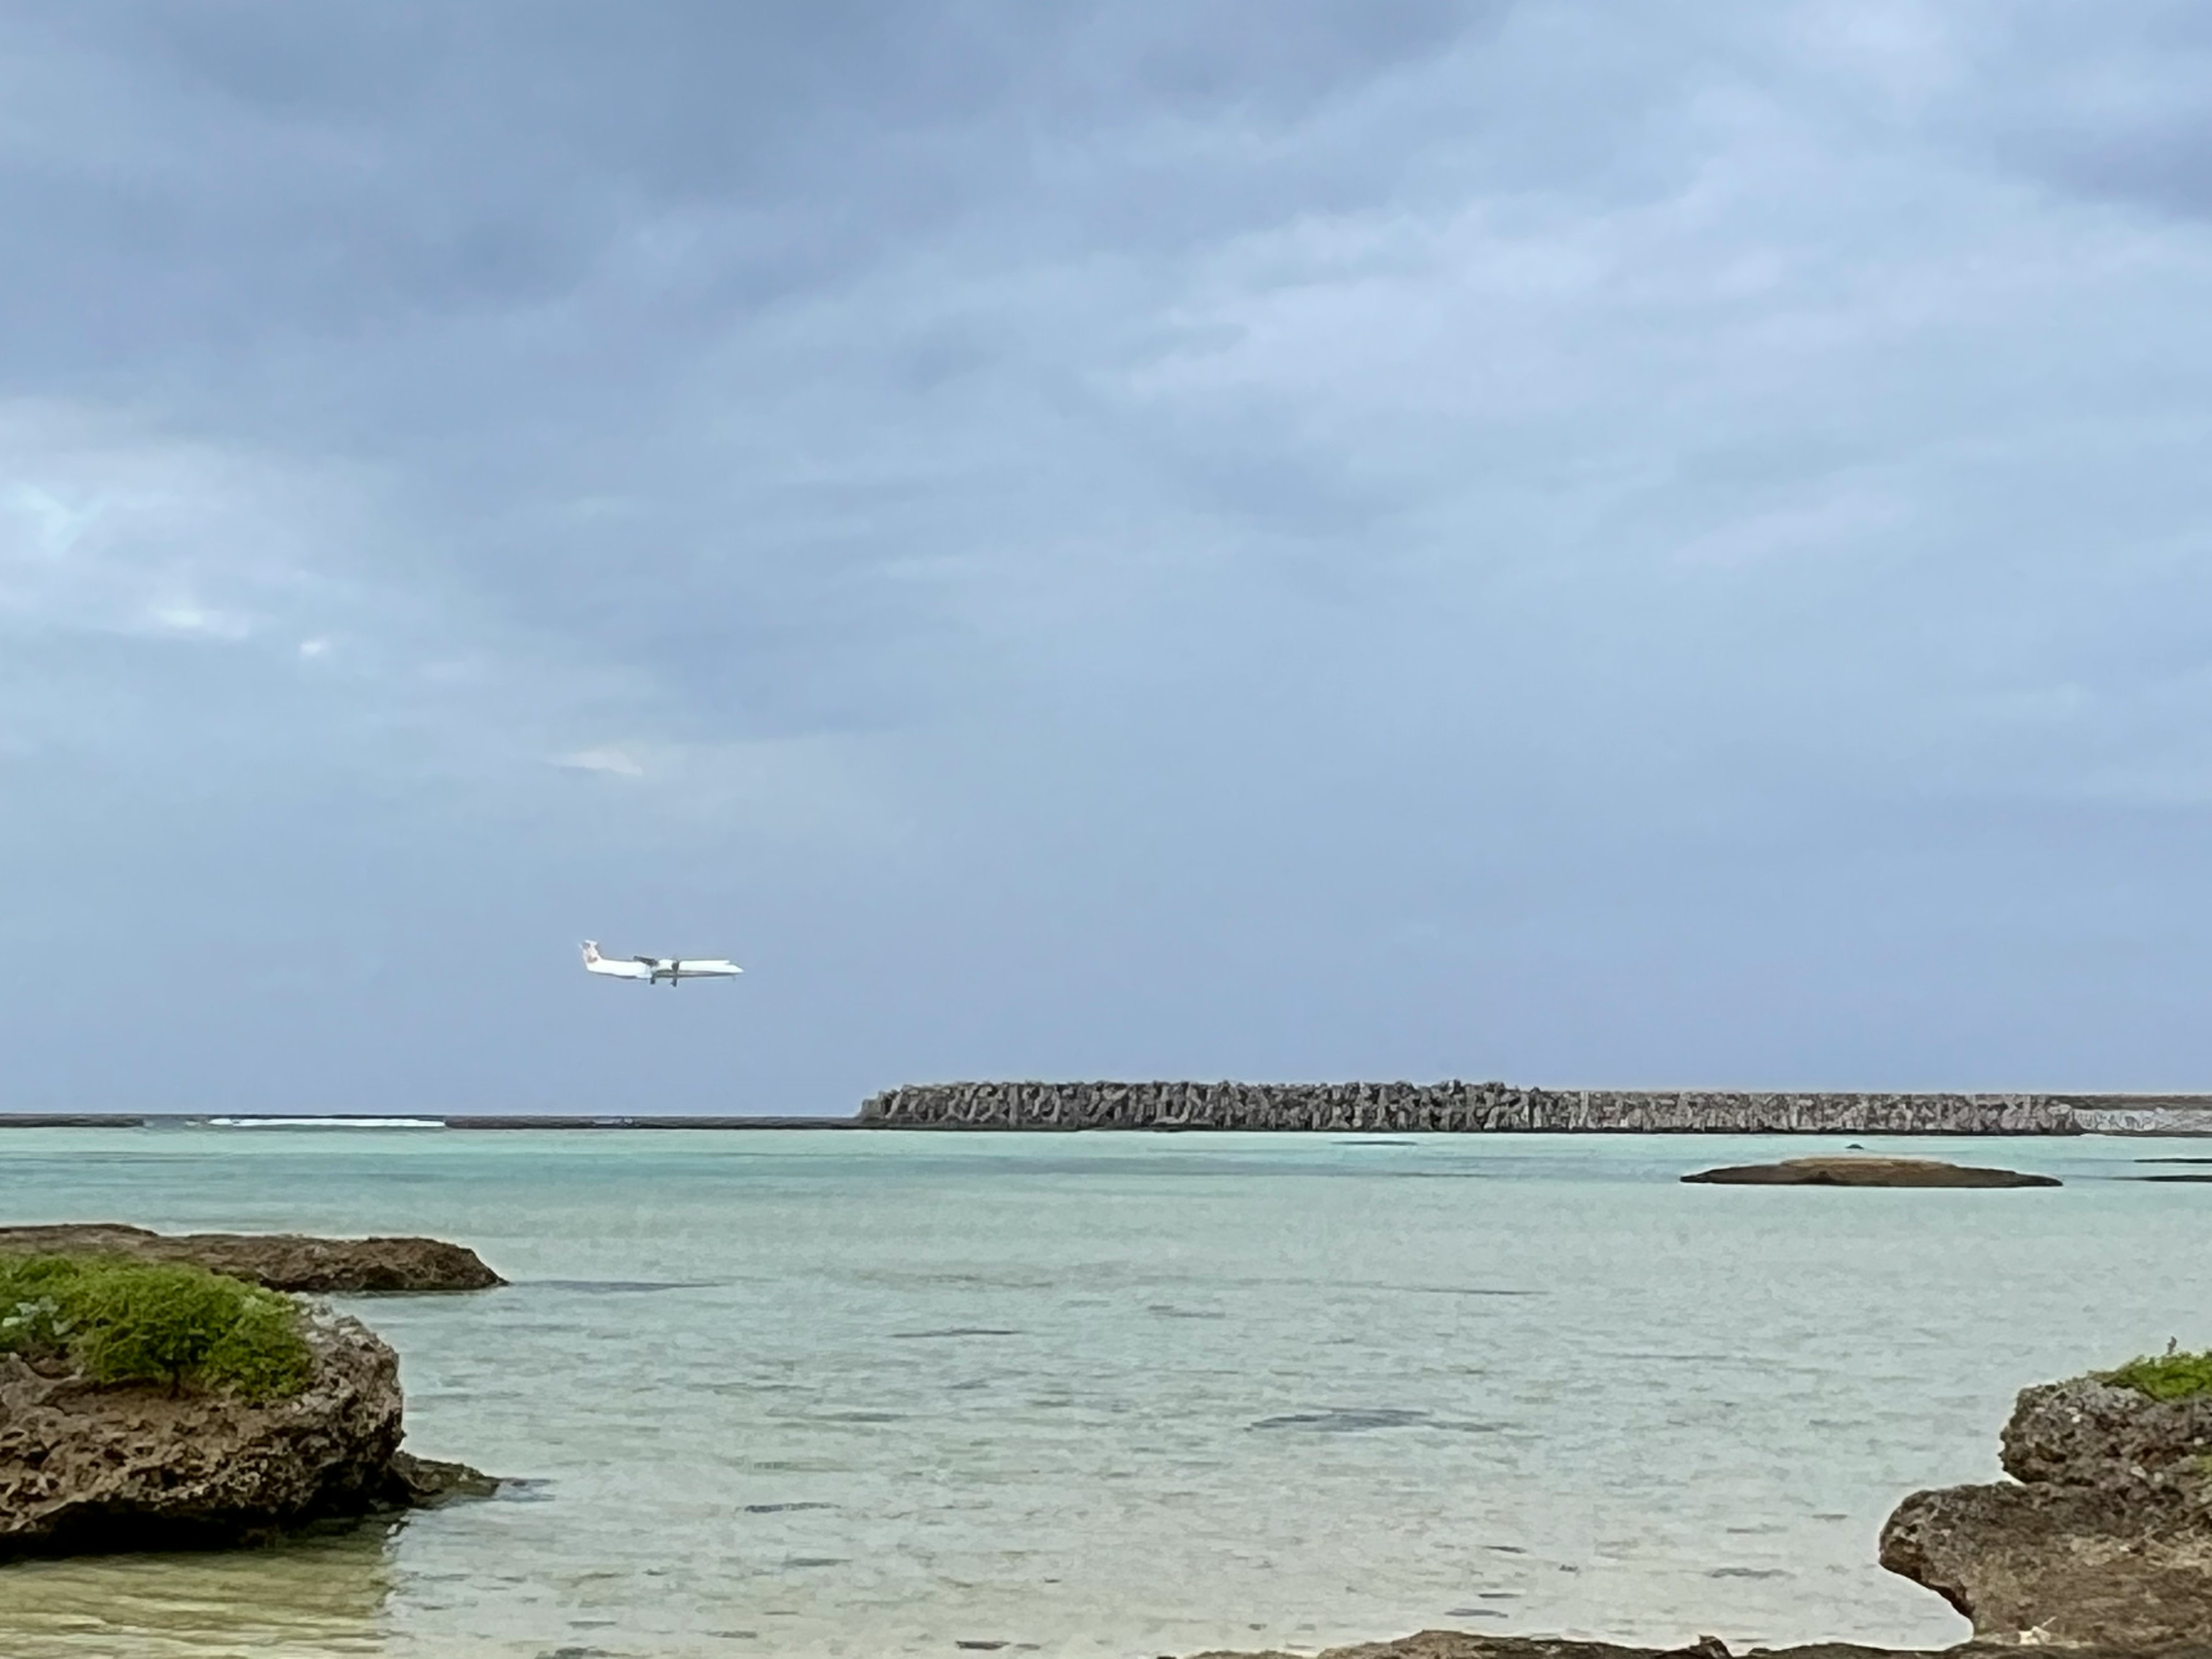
[0,1128,2200,1658]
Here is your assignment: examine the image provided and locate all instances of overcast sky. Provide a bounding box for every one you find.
[3,2,2210,1112]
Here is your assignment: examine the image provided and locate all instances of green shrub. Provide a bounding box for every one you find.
[2100,1348,2212,1403]
[0,1253,312,1400]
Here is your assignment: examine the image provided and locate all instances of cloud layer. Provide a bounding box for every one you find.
[3,1,2211,1109]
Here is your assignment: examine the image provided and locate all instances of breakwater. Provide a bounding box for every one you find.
[858,1081,2192,1133]
[10,1098,2212,1134]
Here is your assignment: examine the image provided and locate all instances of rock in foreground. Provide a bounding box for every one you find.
[1,1307,491,1555]
[0,1224,502,1292]
[1681,1156,2058,1188]
[1880,1370,2212,1646]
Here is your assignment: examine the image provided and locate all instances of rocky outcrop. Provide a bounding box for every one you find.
[1681,1157,2060,1187]
[0,1308,493,1555]
[1190,1640,1724,1659]
[2002,1376,2212,1499]
[861,1081,2081,1134]
[1186,1631,2212,1659]
[1880,1375,2212,1646]
[1185,1635,1953,1659]
[0,1225,502,1293]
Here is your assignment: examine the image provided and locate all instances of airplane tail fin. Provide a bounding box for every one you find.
[581,941,601,964]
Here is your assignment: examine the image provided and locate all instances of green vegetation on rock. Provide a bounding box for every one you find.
[2100,1349,2212,1403]
[0,1253,312,1400]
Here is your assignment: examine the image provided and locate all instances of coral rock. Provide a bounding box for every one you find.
[1880,1374,2212,1644]
[0,1224,502,1293]
[0,1310,490,1555]
[1681,1157,2058,1188]
[2000,1375,2212,1499]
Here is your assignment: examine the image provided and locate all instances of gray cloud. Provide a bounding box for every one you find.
[2,1,2210,1107]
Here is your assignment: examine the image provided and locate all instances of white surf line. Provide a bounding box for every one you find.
[204,1116,448,1129]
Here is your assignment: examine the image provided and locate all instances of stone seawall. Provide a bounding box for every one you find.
[859,1081,2089,1134]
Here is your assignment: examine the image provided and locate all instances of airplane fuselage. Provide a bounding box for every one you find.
[581,942,743,986]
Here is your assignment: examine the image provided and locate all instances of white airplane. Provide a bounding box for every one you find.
[580,941,743,986]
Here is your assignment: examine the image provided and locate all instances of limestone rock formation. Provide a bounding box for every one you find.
[1880,1374,2212,1645]
[2002,1375,2212,1498]
[0,1308,491,1555]
[1680,1157,2059,1188]
[0,1224,502,1293]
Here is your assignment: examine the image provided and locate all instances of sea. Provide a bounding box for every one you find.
[0,1127,2200,1659]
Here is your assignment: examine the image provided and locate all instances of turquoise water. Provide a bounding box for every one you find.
[0,1128,2203,1658]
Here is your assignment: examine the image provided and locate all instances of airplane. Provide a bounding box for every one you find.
[580,941,743,986]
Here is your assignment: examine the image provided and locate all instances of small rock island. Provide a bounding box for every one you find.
[1681,1156,2059,1188]
[1,1241,497,1555]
